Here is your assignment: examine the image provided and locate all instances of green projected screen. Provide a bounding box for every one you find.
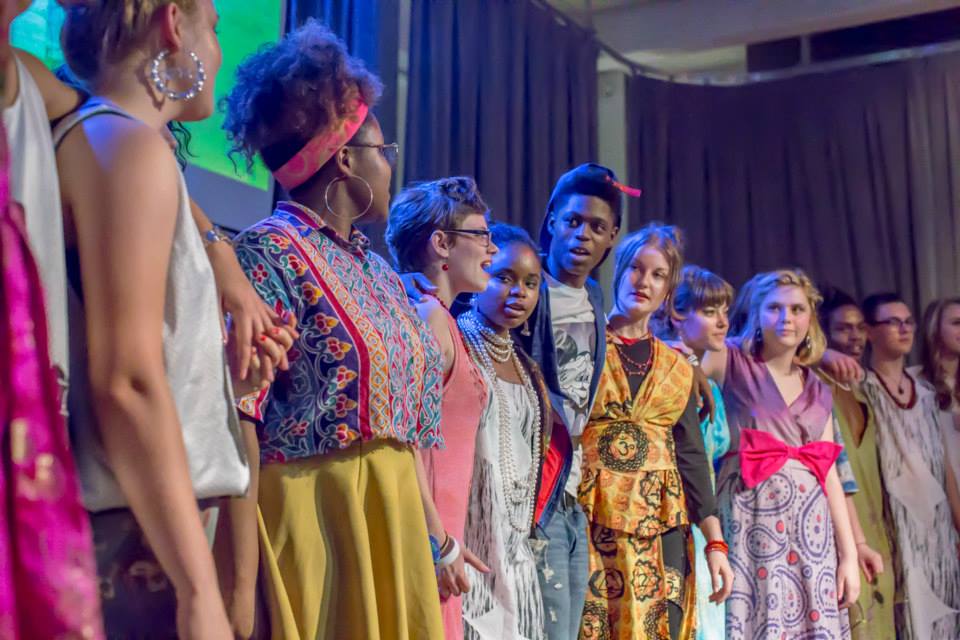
[11,0,282,191]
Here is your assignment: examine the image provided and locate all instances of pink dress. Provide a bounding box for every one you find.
[424,309,487,638]
[0,114,103,638]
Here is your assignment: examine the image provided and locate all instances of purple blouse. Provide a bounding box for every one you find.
[718,339,833,487]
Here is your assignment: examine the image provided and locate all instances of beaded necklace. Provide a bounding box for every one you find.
[458,310,542,532]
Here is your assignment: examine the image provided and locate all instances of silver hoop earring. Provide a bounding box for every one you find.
[324,175,374,221]
[150,50,206,102]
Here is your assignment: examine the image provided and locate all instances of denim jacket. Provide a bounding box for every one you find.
[518,275,607,528]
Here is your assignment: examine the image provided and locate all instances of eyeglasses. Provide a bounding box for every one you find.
[443,228,492,248]
[345,142,399,167]
[870,317,916,330]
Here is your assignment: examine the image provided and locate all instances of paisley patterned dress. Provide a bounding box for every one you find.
[717,341,849,639]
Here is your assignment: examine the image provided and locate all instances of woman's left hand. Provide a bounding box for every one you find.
[837,556,861,609]
[437,549,468,600]
[706,549,734,604]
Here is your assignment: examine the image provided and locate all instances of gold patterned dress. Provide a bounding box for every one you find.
[578,335,716,640]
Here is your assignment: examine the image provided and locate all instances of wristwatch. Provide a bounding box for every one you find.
[203,226,234,249]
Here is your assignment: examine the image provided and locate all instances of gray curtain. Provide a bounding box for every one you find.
[627,51,960,314]
[405,0,598,234]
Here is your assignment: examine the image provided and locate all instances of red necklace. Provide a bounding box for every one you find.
[871,367,916,410]
[614,336,654,378]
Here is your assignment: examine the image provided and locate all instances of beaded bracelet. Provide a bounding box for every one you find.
[705,540,729,556]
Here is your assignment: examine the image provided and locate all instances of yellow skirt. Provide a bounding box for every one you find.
[257,439,443,640]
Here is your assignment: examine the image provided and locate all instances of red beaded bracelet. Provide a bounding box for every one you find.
[705,540,729,556]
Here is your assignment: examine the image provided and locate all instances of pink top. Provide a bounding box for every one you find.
[423,308,486,638]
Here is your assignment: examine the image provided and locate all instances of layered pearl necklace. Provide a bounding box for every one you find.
[458,310,542,532]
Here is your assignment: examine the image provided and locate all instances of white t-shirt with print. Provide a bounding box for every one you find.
[546,273,597,498]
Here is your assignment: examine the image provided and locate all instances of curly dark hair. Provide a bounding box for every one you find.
[221,18,383,172]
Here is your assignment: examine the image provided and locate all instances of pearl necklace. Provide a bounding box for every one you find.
[458,311,542,532]
[460,310,514,363]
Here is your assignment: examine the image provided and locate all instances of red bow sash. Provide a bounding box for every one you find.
[739,429,842,494]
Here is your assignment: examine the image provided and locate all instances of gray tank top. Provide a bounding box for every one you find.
[54,103,249,511]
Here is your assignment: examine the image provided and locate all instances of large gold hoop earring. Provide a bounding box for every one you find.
[324,175,374,221]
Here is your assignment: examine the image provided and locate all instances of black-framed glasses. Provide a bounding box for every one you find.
[345,142,399,167]
[870,317,916,331]
[443,228,492,247]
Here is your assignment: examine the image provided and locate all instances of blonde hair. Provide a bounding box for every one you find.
[60,0,198,83]
[920,297,960,411]
[612,223,685,318]
[738,269,826,366]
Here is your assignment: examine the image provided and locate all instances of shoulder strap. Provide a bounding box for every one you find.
[52,102,132,150]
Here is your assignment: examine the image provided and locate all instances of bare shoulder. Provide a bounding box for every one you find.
[60,117,177,189]
[14,48,82,119]
[415,295,446,324]
[58,118,180,239]
[415,296,455,354]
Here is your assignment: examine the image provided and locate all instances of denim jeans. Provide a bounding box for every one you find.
[532,496,590,640]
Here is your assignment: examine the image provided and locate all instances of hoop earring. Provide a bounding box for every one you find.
[150,50,206,101]
[324,175,374,221]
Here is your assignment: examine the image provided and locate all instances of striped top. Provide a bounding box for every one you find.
[235,201,444,463]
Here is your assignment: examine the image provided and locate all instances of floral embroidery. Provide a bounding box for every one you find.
[235,202,443,463]
[312,313,339,335]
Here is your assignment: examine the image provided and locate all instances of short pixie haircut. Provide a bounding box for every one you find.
[222,19,383,172]
[386,177,489,273]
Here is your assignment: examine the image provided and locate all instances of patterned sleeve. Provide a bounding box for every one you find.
[232,229,298,421]
[832,414,859,495]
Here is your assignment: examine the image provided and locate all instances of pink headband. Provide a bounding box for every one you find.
[272,100,370,191]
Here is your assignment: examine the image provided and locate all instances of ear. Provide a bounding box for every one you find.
[429,229,452,260]
[610,225,620,242]
[333,146,355,178]
[156,3,185,52]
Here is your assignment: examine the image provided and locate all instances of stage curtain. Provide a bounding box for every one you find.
[627,52,960,312]
[405,0,598,234]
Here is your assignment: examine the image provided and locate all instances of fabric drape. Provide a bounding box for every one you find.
[627,52,960,312]
[405,0,598,234]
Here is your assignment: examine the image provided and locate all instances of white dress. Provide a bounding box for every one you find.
[862,372,960,639]
[463,376,545,640]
